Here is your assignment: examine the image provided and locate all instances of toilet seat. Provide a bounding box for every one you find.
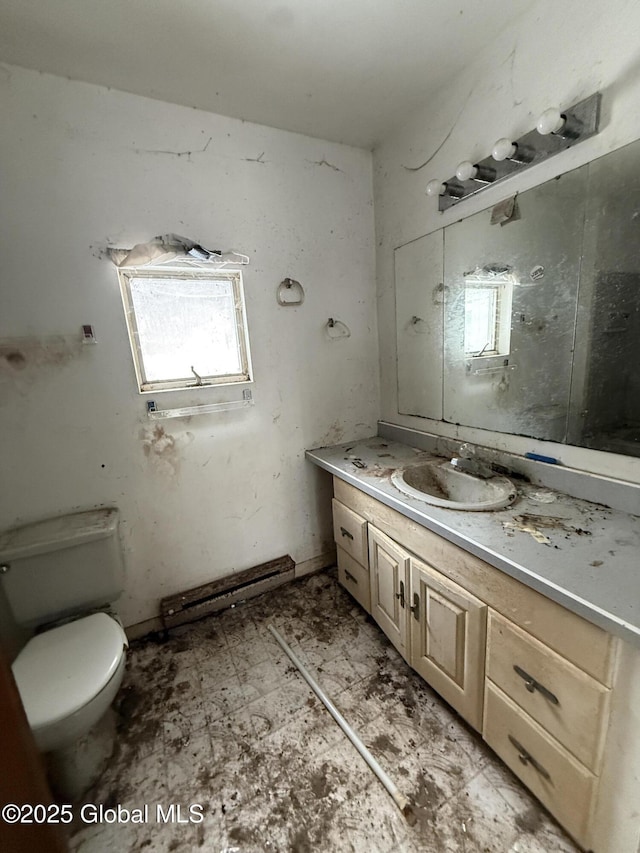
[12,612,128,732]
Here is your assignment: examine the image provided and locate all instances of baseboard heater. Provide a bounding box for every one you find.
[160,554,295,630]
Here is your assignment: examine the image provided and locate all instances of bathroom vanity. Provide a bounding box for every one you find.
[307,433,640,853]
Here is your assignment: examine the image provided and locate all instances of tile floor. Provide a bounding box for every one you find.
[70,570,579,852]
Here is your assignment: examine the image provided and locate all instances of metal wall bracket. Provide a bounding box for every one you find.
[326,318,351,339]
[81,324,97,344]
[438,92,601,212]
[277,278,305,306]
[146,389,254,420]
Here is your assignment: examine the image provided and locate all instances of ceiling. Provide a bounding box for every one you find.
[0,0,535,149]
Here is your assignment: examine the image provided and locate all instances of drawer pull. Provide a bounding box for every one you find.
[344,569,358,586]
[513,665,559,705]
[410,592,420,621]
[508,735,552,782]
[395,580,406,608]
[340,526,354,541]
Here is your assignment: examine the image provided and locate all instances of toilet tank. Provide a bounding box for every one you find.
[0,509,125,628]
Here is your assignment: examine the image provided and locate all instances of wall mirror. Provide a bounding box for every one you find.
[395,137,640,458]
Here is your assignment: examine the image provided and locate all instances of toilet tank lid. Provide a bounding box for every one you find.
[0,509,119,561]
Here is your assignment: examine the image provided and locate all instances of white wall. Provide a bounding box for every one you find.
[0,64,378,629]
[374,0,640,483]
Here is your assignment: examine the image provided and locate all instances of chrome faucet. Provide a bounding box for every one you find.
[450,443,494,479]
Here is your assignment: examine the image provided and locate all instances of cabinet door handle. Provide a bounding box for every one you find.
[513,665,559,706]
[410,593,420,621]
[340,526,354,541]
[395,580,405,608]
[508,735,551,782]
[344,569,358,586]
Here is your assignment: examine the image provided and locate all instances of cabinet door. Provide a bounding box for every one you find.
[410,557,487,730]
[369,527,411,659]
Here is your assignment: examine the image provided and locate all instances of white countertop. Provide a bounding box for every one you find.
[307,436,640,647]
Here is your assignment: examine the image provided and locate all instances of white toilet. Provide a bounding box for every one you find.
[0,509,128,780]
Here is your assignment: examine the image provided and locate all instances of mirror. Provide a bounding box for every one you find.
[395,137,640,457]
[395,231,444,419]
[570,142,640,455]
[443,166,587,443]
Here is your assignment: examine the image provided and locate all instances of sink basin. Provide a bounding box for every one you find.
[391,460,516,511]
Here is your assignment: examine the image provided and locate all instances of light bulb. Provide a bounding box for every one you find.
[456,161,478,181]
[426,179,446,197]
[536,107,566,135]
[492,138,517,161]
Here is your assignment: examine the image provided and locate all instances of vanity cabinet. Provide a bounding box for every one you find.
[410,556,486,730]
[329,476,639,852]
[335,494,488,730]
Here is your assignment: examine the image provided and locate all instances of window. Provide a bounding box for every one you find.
[463,269,514,357]
[118,267,252,393]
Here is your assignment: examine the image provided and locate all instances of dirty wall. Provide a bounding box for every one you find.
[0,64,378,629]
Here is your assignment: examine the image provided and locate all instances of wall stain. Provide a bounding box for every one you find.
[141,425,194,476]
[0,335,85,396]
[135,136,212,160]
[4,350,27,368]
[319,420,345,446]
[307,158,343,173]
[1,335,83,370]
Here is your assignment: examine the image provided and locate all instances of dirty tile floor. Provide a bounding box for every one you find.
[71,570,579,852]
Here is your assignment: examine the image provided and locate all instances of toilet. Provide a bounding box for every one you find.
[0,508,128,791]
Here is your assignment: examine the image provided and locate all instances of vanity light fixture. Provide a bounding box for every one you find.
[455,161,477,181]
[492,138,517,161]
[426,179,465,199]
[491,138,534,164]
[536,106,582,139]
[427,91,601,212]
[455,161,496,183]
[426,179,446,197]
[536,107,566,136]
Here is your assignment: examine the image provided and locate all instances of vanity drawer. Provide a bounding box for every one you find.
[486,611,609,772]
[337,547,371,613]
[484,681,595,845]
[332,499,368,567]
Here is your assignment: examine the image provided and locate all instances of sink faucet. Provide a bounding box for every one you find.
[450,443,495,479]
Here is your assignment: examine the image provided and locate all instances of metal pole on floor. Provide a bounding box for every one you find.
[268,624,416,824]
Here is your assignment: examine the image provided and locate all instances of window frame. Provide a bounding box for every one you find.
[118,266,253,394]
[463,273,514,359]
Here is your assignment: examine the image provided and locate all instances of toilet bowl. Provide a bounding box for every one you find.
[0,508,128,795]
[12,612,128,752]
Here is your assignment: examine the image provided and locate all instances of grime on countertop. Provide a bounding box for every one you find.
[307,436,640,646]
